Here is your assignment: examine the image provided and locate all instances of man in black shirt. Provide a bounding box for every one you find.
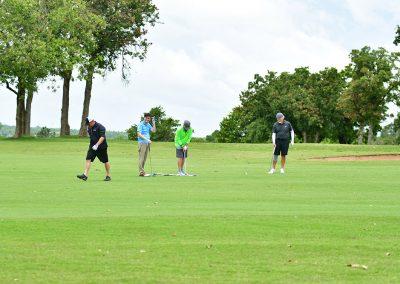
[77,117,111,181]
[269,112,294,174]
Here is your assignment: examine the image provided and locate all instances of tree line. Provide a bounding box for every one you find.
[210,35,400,145]
[0,0,159,138]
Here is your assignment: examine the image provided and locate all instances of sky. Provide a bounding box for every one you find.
[1,0,400,136]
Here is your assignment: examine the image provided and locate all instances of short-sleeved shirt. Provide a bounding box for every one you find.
[137,121,153,144]
[272,121,293,140]
[88,122,107,150]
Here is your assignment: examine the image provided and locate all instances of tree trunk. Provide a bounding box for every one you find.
[367,124,374,145]
[60,70,72,136]
[314,131,320,143]
[357,124,364,145]
[24,89,33,136]
[79,67,94,137]
[15,85,26,138]
[302,131,307,143]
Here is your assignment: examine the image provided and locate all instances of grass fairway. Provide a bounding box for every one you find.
[0,138,399,283]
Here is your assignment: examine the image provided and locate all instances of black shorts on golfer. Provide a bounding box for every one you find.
[86,148,109,163]
[176,148,188,158]
[274,139,290,156]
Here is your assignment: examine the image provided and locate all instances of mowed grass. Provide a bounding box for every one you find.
[0,138,399,283]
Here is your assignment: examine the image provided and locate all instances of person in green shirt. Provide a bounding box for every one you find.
[175,120,193,176]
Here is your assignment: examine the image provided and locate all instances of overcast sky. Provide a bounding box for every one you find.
[1,0,400,136]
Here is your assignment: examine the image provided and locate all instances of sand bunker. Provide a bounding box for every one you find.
[307,154,400,161]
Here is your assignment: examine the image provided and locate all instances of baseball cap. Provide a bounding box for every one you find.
[276,112,284,119]
[85,117,95,125]
[183,120,191,130]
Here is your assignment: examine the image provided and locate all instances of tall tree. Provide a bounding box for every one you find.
[78,0,159,136]
[0,0,55,137]
[45,0,105,136]
[338,46,400,144]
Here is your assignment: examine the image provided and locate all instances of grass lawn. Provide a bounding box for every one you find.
[0,138,399,283]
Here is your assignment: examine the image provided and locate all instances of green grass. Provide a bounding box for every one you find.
[0,139,399,283]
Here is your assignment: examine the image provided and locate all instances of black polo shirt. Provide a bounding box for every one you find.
[272,121,293,140]
[88,122,108,150]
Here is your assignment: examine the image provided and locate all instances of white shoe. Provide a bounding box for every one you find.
[177,171,185,176]
[268,169,275,174]
[280,168,285,174]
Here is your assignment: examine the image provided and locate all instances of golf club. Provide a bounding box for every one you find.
[184,149,187,174]
[149,144,153,174]
[269,145,276,172]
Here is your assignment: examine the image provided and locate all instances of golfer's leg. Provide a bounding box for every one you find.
[272,159,278,169]
[178,158,184,171]
[105,162,110,176]
[84,160,91,176]
[138,144,145,174]
[281,155,286,169]
[143,144,149,165]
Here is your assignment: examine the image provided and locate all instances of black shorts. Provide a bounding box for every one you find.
[176,148,188,158]
[86,147,109,163]
[274,139,290,156]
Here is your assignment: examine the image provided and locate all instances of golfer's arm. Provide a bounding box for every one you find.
[272,133,276,144]
[96,137,105,146]
[291,130,295,143]
[137,133,150,142]
[151,124,156,133]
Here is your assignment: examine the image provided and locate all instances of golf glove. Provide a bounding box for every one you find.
[92,144,98,151]
[183,145,188,151]
[291,141,294,146]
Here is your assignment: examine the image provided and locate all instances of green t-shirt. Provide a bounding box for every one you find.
[175,127,193,148]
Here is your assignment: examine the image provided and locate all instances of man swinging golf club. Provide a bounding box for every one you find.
[137,113,156,176]
[175,120,193,176]
[77,117,111,181]
[268,112,294,174]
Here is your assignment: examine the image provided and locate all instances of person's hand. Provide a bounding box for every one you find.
[152,117,156,122]
[291,141,294,146]
[273,144,276,148]
[148,140,152,144]
[183,145,188,152]
[92,144,98,151]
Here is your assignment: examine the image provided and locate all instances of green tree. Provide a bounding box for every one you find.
[0,0,102,137]
[45,0,105,136]
[0,0,55,137]
[126,106,179,142]
[338,46,400,144]
[217,106,246,143]
[78,0,159,136]
[394,25,400,46]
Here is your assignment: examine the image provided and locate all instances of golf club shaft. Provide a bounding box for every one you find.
[184,150,187,173]
[149,144,152,174]
[270,145,276,171]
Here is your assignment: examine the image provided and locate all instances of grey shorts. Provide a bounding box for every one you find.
[176,148,188,158]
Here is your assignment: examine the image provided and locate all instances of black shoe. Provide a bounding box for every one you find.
[77,174,88,181]
[104,176,111,181]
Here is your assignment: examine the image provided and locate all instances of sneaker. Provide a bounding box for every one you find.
[139,172,145,177]
[77,174,88,181]
[104,176,111,181]
[268,169,275,174]
[280,168,285,174]
[181,171,188,176]
[177,171,185,176]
